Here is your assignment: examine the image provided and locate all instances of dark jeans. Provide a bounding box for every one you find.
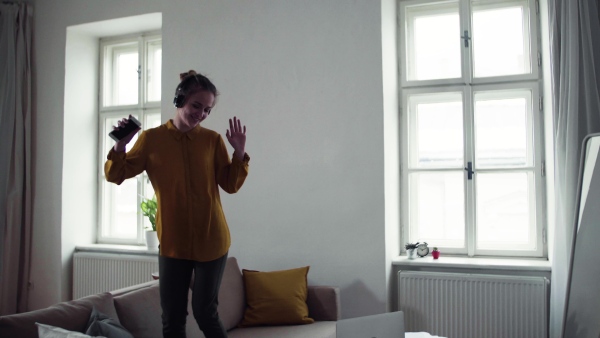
[159,253,228,338]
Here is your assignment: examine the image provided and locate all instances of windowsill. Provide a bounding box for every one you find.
[392,255,551,272]
[75,245,551,272]
[75,243,158,256]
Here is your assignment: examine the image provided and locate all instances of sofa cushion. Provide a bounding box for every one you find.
[0,292,117,338]
[218,257,246,330]
[306,286,341,321]
[85,306,133,338]
[36,322,100,338]
[112,257,244,337]
[239,266,314,327]
[113,281,203,338]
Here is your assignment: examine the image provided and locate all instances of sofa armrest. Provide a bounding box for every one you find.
[306,286,341,321]
[0,293,118,338]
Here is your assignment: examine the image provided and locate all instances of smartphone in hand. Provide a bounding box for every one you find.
[108,116,142,142]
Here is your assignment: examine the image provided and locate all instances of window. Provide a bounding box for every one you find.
[399,0,545,257]
[98,32,162,244]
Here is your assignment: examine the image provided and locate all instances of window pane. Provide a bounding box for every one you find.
[145,112,162,129]
[474,89,532,168]
[472,0,531,77]
[103,42,139,106]
[102,180,138,239]
[409,92,463,168]
[141,112,160,230]
[409,171,465,248]
[404,1,461,81]
[146,40,162,102]
[115,51,138,105]
[476,172,535,250]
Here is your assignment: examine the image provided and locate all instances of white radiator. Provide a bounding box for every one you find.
[73,251,159,299]
[398,271,549,338]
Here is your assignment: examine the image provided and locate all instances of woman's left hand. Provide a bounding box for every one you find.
[226,116,246,160]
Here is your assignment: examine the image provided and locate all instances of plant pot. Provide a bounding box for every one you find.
[407,249,417,259]
[145,230,159,251]
[432,250,440,259]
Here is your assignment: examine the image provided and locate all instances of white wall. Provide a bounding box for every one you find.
[381,0,400,312]
[30,0,389,319]
[538,1,560,336]
[61,28,99,301]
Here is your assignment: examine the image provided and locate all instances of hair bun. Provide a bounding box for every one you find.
[179,70,198,81]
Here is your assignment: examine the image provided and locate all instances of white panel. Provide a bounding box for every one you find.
[73,252,158,299]
[398,271,548,338]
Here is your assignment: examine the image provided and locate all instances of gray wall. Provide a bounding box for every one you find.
[29,0,394,319]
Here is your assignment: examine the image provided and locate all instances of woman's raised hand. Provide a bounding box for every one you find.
[226,116,246,160]
[113,115,141,152]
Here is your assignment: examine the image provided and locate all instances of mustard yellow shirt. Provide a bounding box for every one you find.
[104,119,249,262]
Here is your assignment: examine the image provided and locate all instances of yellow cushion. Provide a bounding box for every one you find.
[239,266,315,327]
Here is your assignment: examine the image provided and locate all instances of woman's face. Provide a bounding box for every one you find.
[177,89,215,129]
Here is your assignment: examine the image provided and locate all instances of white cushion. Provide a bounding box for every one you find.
[36,322,105,338]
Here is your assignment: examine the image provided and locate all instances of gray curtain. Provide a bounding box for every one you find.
[0,2,33,315]
[548,0,600,337]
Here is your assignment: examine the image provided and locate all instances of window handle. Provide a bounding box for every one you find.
[464,161,474,180]
[461,30,471,47]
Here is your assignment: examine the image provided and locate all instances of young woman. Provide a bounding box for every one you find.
[105,71,249,338]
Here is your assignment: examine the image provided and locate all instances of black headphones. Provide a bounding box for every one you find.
[174,74,205,108]
[173,93,185,108]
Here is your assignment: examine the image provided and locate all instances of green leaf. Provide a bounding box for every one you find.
[140,194,158,231]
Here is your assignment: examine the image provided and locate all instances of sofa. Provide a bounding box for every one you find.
[0,257,340,338]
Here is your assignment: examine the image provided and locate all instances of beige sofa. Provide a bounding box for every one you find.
[0,257,340,338]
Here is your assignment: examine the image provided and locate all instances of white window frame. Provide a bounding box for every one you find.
[398,0,546,258]
[97,31,162,245]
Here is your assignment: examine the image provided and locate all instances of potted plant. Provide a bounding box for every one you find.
[141,195,159,251]
[405,242,419,259]
[432,247,440,259]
